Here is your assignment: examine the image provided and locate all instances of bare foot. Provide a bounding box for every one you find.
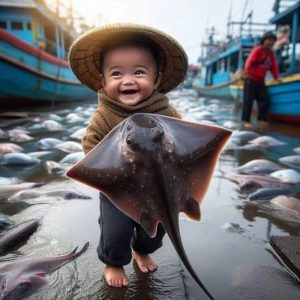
[104,265,129,288]
[133,251,157,273]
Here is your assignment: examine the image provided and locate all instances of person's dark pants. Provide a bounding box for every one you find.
[97,193,166,267]
[242,79,269,122]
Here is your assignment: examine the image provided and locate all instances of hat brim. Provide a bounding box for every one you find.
[68,23,188,94]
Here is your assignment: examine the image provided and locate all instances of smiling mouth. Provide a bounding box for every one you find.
[121,90,138,95]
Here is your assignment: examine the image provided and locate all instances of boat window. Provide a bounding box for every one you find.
[0,21,6,29]
[11,21,23,30]
[27,22,32,30]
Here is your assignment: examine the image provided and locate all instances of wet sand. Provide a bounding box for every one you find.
[1,90,300,299]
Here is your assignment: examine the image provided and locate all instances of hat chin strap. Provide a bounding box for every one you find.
[154,72,162,90]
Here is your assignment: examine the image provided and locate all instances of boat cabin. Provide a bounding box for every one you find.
[0,0,76,59]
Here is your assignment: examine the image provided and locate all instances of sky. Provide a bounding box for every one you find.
[68,0,276,64]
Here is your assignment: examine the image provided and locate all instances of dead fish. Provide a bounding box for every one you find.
[270,169,300,183]
[26,151,52,159]
[9,133,33,143]
[294,147,300,154]
[0,242,89,299]
[221,172,293,190]
[9,188,91,201]
[37,138,63,150]
[65,113,84,123]
[0,143,23,155]
[248,187,292,201]
[271,195,300,215]
[0,219,39,254]
[59,152,84,165]
[237,159,282,175]
[0,153,40,166]
[67,113,232,299]
[42,120,63,131]
[231,130,260,141]
[248,136,286,147]
[0,182,43,199]
[44,160,66,175]
[8,190,40,201]
[70,128,86,141]
[54,141,83,153]
[278,155,300,169]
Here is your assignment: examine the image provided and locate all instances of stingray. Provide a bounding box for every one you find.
[67,113,232,300]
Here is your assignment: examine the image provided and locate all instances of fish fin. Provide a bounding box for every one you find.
[181,197,201,220]
[140,211,158,238]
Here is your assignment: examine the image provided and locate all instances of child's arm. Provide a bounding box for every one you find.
[82,109,109,154]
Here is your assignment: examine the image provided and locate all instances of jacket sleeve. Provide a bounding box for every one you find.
[82,109,108,154]
[270,52,279,80]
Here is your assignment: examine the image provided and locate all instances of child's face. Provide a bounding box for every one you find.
[101,46,161,105]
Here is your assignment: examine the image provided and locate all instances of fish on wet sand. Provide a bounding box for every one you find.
[0,153,40,166]
[0,143,24,154]
[271,195,300,215]
[237,159,282,175]
[0,219,39,254]
[278,155,300,169]
[0,182,43,199]
[248,187,293,201]
[67,113,232,300]
[0,242,89,299]
[8,188,92,202]
[248,136,287,147]
[270,169,300,183]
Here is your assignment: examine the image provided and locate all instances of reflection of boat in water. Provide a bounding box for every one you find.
[194,0,300,125]
[0,0,95,106]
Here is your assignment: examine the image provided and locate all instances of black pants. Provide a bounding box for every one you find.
[242,79,269,122]
[97,193,166,267]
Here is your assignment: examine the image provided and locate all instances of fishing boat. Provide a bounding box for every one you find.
[0,0,95,106]
[194,0,300,125]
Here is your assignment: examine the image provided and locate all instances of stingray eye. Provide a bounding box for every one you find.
[126,134,133,145]
[15,282,31,294]
[152,127,164,142]
[126,124,132,131]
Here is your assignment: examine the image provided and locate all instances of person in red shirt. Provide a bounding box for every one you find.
[242,31,280,129]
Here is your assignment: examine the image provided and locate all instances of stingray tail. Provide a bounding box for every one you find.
[164,220,215,300]
[155,154,214,300]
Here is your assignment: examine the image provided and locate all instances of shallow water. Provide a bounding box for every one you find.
[0,89,300,299]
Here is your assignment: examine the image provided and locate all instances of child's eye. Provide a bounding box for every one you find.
[135,70,146,75]
[111,71,122,77]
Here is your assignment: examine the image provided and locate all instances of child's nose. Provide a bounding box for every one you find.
[123,74,135,84]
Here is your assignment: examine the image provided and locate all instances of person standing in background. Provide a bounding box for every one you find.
[242,31,281,130]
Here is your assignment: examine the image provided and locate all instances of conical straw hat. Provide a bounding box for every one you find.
[68,23,188,94]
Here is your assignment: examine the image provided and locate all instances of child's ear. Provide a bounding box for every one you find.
[99,73,106,87]
[154,72,162,90]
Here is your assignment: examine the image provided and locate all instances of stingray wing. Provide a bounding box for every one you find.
[154,116,232,220]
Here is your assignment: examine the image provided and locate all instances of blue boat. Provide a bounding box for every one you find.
[194,0,300,125]
[0,0,95,106]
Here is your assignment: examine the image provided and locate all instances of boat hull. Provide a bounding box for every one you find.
[230,76,300,125]
[194,82,235,100]
[0,28,95,106]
